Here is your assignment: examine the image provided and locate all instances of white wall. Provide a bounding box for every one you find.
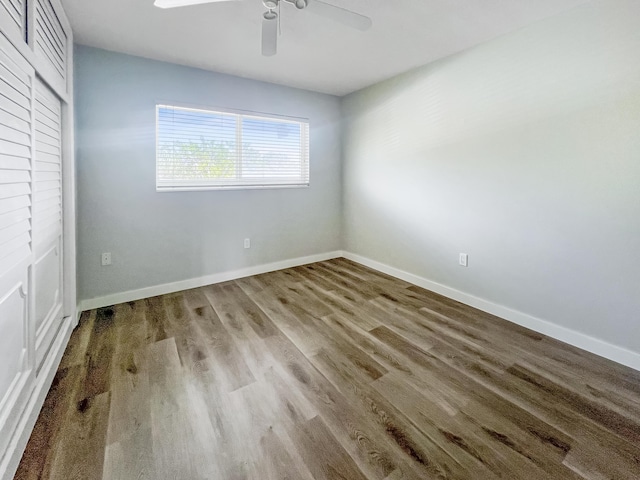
[342,0,640,353]
[75,45,342,302]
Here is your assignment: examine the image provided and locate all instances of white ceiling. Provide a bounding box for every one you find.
[61,0,592,96]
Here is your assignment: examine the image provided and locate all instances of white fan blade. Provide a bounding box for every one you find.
[306,0,372,31]
[262,16,278,56]
[154,0,238,9]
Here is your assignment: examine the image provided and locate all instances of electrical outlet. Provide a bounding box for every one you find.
[101,252,112,266]
[244,238,251,249]
[459,253,468,267]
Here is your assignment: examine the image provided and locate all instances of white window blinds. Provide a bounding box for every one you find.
[156,105,310,191]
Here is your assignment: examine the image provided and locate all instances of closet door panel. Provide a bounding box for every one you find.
[0,263,31,456]
[33,76,63,372]
[0,273,28,397]
[34,240,62,369]
[0,30,34,459]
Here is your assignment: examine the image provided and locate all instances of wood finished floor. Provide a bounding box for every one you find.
[15,258,640,479]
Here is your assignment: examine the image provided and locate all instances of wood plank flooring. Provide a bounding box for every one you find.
[15,258,640,479]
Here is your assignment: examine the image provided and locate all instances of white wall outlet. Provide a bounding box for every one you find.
[244,238,251,249]
[459,253,468,267]
[101,252,112,266]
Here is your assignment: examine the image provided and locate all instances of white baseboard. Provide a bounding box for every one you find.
[0,314,75,480]
[78,251,344,313]
[76,248,640,372]
[342,251,640,372]
[75,304,82,327]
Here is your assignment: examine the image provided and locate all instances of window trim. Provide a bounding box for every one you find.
[155,102,310,192]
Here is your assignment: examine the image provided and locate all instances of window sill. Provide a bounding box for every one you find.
[156,184,310,193]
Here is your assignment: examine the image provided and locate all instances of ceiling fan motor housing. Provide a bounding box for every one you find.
[265,0,308,8]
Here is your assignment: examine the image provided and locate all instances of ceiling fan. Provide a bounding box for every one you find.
[153,0,372,56]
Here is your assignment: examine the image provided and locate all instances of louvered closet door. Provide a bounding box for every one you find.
[0,0,26,41]
[34,0,67,84]
[0,32,35,456]
[32,76,63,372]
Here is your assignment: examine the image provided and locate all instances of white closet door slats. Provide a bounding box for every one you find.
[0,85,31,111]
[0,183,31,200]
[0,64,30,99]
[32,75,64,372]
[34,15,64,66]
[33,199,59,220]
[33,152,57,165]
[0,77,30,109]
[0,93,30,122]
[0,240,30,273]
[34,160,58,171]
[35,121,59,142]
[33,78,61,258]
[0,0,24,31]
[34,179,59,192]
[34,140,58,156]
[0,169,30,183]
[0,229,31,267]
[0,218,30,246]
[34,98,60,122]
[0,139,30,159]
[0,35,32,272]
[33,111,58,133]
[0,47,29,84]
[0,155,30,170]
[0,128,29,147]
[34,33,63,79]
[0,109,30,136]
[0,197,30,219]
[34,0,67,82]
[33,221,58,242]
[35,136,59,152]
[33,212,59,233]
[34,169,58,181]
[33,186,57,201]
[5,0,23,14]
[33,213,59,231]
[0,205,30,230]
[37,0,64,50]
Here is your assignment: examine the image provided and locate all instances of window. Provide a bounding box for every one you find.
[156,104,310,191]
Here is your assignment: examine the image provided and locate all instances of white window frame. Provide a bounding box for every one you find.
[155,103,310,192]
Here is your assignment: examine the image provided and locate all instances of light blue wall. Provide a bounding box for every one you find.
[75,45,342,301]
[342,0,640,352]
